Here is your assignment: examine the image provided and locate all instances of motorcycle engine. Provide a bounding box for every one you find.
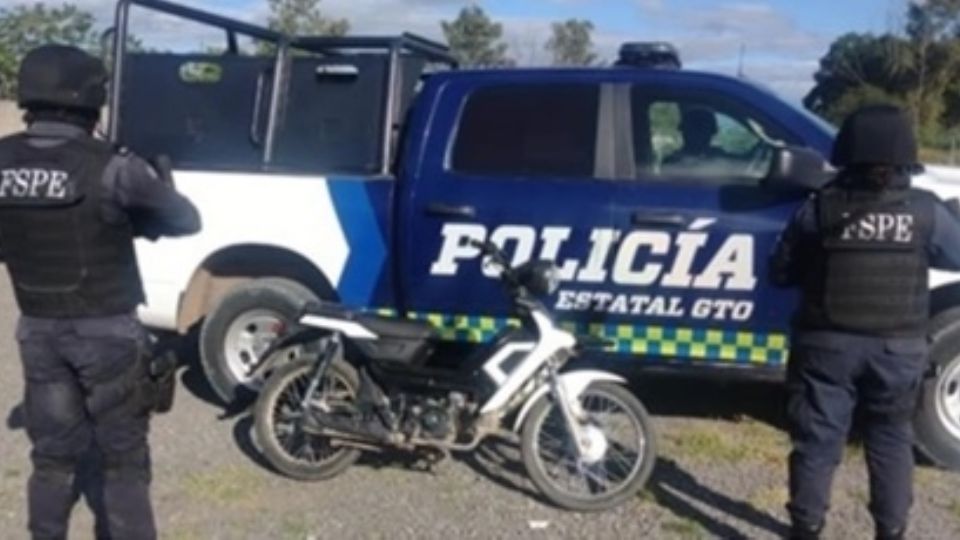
[419,403,452,439]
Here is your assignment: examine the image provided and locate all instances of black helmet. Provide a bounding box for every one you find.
[17,45,107,112]
[831,105,919,170]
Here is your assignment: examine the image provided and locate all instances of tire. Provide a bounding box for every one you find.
[254,359,362,481]
[915,308,960,469]
[200,278,319,404]
[520,382,657,511]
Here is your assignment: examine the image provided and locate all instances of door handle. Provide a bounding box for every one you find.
[425,203,476,219]
[631,212,688,228]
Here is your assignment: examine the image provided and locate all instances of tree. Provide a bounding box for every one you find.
[805,1,960,151]
[441,5,514,68]
[903,0,960,137]
[265,0,348,36]
[906,0,960,41]
[0,3,99,99]
[545,19,597,66]
[803,33,915,125]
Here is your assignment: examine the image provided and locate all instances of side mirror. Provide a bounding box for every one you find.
[765,146,832,190]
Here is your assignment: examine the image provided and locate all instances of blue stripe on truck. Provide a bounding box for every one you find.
[327,179,387,306]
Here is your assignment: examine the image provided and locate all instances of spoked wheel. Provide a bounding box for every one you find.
[521,382,656,511]
[254,358,362,481]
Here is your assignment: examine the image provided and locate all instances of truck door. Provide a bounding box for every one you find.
[399,79,619,339]
[602,81,810,366]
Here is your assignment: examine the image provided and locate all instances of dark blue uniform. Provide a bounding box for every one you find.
[9,120,200,540]
[772,189,960,538]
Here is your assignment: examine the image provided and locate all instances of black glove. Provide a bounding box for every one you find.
[148,154,176,185]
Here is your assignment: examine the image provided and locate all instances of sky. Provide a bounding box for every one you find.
[60,0,914,102]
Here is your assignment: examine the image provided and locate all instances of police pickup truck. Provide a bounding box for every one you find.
[111,0,960,468]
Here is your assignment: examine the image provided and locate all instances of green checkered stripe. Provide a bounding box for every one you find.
[375,310,789,366]
[388,311,520,342]
[580,323,788,365]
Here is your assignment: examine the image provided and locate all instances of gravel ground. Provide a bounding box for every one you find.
[2,274,960,539]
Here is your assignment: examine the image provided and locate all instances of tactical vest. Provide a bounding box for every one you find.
[803,186,934,335]
[0,133,144,318]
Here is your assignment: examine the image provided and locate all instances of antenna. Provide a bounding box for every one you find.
[737,43,746,78]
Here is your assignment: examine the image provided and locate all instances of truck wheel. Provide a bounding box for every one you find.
[200,278,319,404]
[915,308,960,469]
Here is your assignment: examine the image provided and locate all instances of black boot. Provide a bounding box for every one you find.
[875,527,905,540]
[789,521,823,540]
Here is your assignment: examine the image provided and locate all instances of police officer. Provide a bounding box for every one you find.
[771,104,960,540]
[1,45,200,539]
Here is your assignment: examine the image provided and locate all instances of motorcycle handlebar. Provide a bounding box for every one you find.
[468,239,520,288]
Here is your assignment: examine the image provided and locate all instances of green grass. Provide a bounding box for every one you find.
[916,466,939,489]
[638,489,658,504]
[167,530,204,540]
[661,518,708,539]
[181,465,263,508]
[947,499,960,521]
[747,485,789,513]
[280,517,314,539]
[843,441,865,463]
[660,419,790,465]
[850,488,870,506]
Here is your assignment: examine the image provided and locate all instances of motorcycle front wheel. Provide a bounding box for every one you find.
[520,382,657,511]
[254,358,362,481]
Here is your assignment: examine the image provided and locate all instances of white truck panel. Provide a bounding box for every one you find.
[914,166,960,289]
[134,170,347,330]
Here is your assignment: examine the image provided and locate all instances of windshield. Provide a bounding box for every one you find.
[741,77,838,138]
[786,99,838,137]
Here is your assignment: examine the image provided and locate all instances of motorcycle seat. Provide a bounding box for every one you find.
[356,315,438,341]
[300,300,354,319]
[300,301,438,341]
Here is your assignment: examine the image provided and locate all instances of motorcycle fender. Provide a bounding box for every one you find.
[251,327,326,378]
[511,370,627,432]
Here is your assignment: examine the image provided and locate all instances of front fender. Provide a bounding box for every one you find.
[251,326,327,377]
[511,370,627,432]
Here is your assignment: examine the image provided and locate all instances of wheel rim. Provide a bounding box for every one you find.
[224,309,298,388]
[270,367,355,466]
[532,389,647,501]
[935,354,960,440]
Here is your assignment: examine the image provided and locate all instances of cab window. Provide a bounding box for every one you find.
[451,84,600,178]
[632,87,797,184]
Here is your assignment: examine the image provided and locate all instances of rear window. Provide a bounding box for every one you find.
[451,84,599,178]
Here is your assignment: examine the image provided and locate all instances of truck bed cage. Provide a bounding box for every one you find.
[108,0,456,174]
[292,34,457,65]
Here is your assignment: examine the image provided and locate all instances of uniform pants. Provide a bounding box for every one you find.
[17,316,156,540]
[786,331,927,534]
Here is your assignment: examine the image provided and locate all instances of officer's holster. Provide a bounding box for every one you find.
[143,334,178,414]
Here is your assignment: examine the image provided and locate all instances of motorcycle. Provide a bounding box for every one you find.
[252,240,657,511]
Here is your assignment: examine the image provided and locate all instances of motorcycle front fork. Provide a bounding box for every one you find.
[545,360,592,458]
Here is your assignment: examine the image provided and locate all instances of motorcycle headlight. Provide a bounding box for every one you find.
[518,261,561,297]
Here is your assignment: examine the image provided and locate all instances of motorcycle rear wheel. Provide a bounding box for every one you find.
[254,358,362,481]
[520,382,657,511]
